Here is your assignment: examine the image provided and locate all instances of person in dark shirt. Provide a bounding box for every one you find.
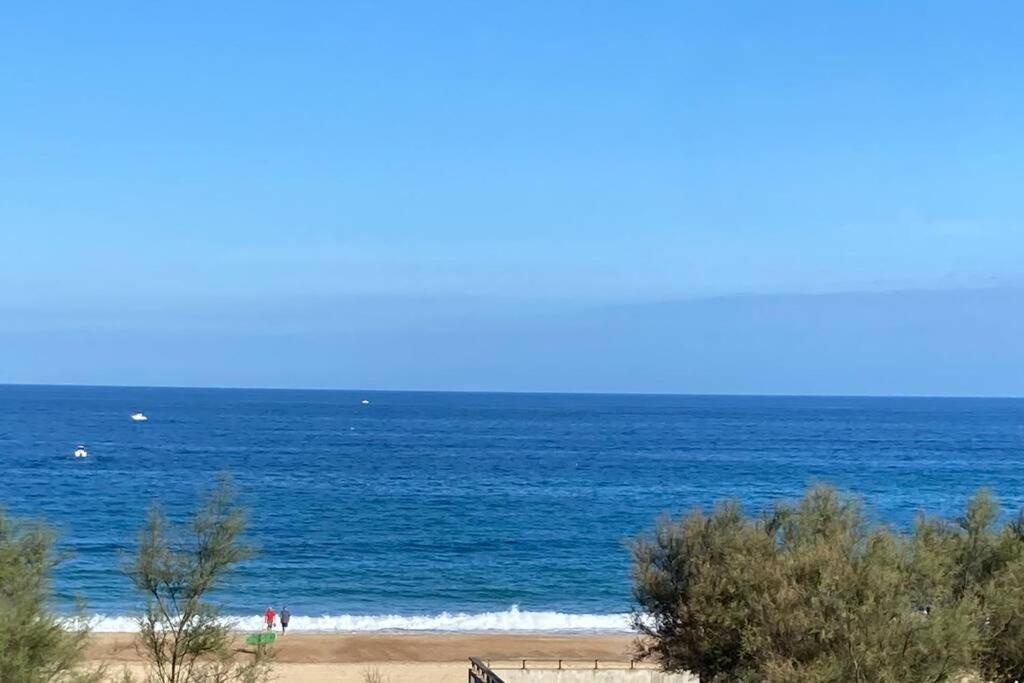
[280,606,291,634]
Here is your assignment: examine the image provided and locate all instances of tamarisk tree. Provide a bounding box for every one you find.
[632,487,992,683]
[0,509,102,683]
[125,477,269,683]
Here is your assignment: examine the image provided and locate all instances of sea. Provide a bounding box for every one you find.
[1,385,1023,633]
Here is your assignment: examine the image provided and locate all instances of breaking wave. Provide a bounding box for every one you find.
[88,606,632,633]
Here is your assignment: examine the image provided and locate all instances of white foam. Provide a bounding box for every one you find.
[87,606,631,633]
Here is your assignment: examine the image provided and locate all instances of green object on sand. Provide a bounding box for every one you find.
[245,632,277,646]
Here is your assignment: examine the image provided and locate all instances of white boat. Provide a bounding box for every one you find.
[131,412,148,421]
[361,399,370,405]
[73,446,88,458]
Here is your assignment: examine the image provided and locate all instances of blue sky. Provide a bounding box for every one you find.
[2,2,1023,392]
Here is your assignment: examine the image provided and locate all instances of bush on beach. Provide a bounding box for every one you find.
[1,475,269,683]
[123,476,271,683]
[0,509,102,683]
[632,486,1024,683]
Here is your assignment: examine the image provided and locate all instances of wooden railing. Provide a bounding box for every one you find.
[469,657,507,683]
[484,658,642,670]
[471,657,648,680]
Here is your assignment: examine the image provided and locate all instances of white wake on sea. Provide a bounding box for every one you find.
[88,606,632,633]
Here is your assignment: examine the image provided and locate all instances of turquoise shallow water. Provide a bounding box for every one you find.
[1,385,1023,631]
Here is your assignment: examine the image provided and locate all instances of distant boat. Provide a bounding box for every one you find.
[73,446,88,458]
[131,412,148,421]
[361,400,370,405]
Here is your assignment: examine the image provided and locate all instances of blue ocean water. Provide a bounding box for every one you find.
[1,385,1024,631]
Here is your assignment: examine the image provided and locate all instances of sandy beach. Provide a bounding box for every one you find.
[88,632,639,682]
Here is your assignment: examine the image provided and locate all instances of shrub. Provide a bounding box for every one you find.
[631,486,1016,683]
[0,509,102,683]
[124,477,270,683]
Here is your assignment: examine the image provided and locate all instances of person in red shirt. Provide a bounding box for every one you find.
[264,606,277,631]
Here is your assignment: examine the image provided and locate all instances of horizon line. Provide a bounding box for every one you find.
[1,381,1020,401]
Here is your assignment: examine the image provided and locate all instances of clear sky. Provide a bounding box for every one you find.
[2,2,1023,393]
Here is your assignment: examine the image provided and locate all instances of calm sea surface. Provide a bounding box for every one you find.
[1,385,1023,631]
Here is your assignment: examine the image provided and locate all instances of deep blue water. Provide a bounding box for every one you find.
[1,385,1023,629]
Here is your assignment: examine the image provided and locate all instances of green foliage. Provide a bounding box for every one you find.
[632,500,774,678]
[914,492,1024,683]
[633,486,1024,683]
[0,509,102,683]
[124,476,270,683]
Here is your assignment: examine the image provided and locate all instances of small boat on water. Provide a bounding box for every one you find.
[73,446,88,458]
[131,412,148,421]
[361,399,370,405]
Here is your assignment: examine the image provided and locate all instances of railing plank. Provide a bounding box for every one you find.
[468,656,507,683]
